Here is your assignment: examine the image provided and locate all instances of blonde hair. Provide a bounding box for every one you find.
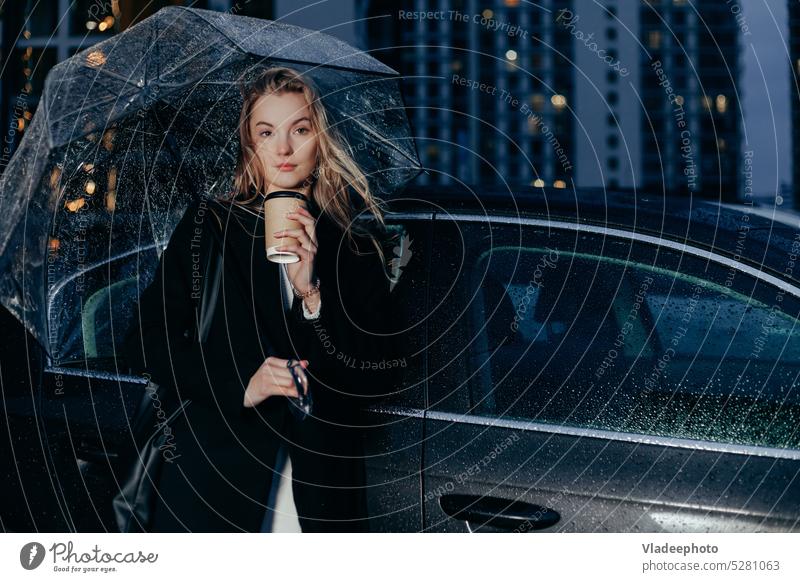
[216,66,390,264]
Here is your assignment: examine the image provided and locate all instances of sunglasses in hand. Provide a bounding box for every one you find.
[286,359,313,421]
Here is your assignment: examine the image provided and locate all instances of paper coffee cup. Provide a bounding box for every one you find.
[264,190,308,263]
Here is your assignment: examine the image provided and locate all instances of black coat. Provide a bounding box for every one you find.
[121,195,397,532]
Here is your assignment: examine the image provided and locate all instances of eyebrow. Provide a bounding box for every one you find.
[255,117,311,127]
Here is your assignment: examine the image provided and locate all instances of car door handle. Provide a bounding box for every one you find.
[439,493,560,531]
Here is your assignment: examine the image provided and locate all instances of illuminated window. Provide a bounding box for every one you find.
[553,180,567,189]
[702,95,712,110]
[716,94,728,114]
[551,94,567,110]
[65,198,87,212]
[648,30,661,50]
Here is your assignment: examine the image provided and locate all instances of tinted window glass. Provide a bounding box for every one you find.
[429,219,800,449]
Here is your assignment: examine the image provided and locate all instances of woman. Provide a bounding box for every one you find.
[122,66,397,532]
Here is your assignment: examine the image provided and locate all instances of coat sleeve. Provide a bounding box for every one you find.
[285,224,400,409]
[121,199,254,421]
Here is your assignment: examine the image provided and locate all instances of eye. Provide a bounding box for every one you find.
[259,130,272,137]
[295,127,310,135]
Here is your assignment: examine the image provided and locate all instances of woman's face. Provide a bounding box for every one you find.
[248,91,319,194]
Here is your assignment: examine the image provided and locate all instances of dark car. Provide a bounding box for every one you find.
[2,185,800,532]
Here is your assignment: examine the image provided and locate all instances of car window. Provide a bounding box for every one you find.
[54,218,431,403]
[428,219,800,450]
[48,246,160,368]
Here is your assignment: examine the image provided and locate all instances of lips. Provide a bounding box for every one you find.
[276,163,297,171]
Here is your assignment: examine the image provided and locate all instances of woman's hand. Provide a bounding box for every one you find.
[274,205,318,294]
[243,356,309,408]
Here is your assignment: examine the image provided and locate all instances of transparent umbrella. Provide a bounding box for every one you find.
[0,6,421,367]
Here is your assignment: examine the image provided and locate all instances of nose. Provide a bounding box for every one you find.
[272,130,292,156]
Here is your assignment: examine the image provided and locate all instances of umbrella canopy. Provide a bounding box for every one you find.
[0,6,421,366]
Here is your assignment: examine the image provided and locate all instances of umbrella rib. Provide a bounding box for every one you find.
[156,47,240,88]
[47,89,139,125]
[74,62,147,88]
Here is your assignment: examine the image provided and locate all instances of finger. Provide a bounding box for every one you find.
[275,230,317,251]
[267,358,310,381]
[266,370,296,390]
[279,384,300,398]
[287,247,314,263]
[264,364,296,384]
[288,212,318,244]
[283,367,304,393]
[269,357,310,368]
[300,209,318,244]
[274,227,307,238]
[286,211,315,227]
[276,244,315,261]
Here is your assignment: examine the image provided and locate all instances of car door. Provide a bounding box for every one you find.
[34,212,433,533]
[359,212,432,532]
[1,240,158,531]
[423,213,800,532]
